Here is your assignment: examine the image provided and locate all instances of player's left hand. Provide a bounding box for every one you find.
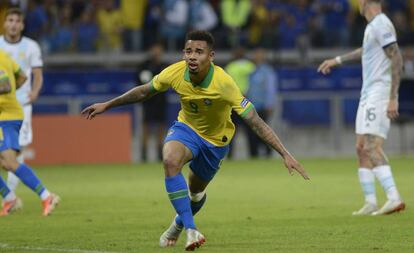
[283,154,310,180]
[387,99,399,120]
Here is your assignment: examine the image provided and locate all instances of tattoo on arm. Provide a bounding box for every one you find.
[15,69,27,89]
[242,108,288,157]
[0,78,11,94]
[108,83,156,109]
[340,48,363,64]
[384,43,403,100]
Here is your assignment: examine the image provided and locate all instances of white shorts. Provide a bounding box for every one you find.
[355,99,390,139]
[19,105,33,146]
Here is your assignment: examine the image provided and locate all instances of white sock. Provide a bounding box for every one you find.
[4,191,16,202]
[358,168,377,205]
[17,153,24,164]
[190,191,206,202]
[373,165,401,201]
[7,172,20,192]
[40,189,50,201]
[7,154,24,191]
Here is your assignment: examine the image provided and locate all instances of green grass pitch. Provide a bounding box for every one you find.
[0,157,413,253]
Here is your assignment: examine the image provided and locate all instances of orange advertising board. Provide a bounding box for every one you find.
[27,114,132,165]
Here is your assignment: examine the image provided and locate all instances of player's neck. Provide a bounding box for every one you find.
[364,5,382,22]
[190,67,209,85]
[4,34,22,44]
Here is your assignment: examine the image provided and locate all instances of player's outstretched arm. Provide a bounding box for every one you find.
[82,82,155,120]
[384,43,403,120]
[317,47,362,75]
[242,108,310,180]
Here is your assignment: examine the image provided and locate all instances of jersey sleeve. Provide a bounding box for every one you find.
[150,68,171,93]
[30,42,43,68]
[373,21,397,48]
[223,75,254,118]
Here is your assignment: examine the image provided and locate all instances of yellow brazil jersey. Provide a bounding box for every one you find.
[151,61,254,146]
[0,49,23,121]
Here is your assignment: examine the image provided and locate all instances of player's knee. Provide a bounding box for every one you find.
[190,191,206,202]
[362,144,375,157]
[163,156,182,173]
[0,158,19,172]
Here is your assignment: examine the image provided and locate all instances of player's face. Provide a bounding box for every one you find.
[358,0,367,15]
[183,40,214,74]
[4,14,24,38]
[253,49,266,63]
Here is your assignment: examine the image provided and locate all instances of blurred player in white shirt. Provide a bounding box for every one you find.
[0,8,43,197]
[318,0,405,216]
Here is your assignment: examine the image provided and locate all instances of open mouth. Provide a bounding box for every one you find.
[188,63,198,71]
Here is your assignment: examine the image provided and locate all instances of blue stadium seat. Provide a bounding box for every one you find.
[305,68,338,90]
[399,79,414,117]
[282,100,331,125]
[33,104,69,114]
[277,68,307,91]
[337,66,362,90]
[43,71,85,95]
[342,98,359,125]
[42,70,137,96]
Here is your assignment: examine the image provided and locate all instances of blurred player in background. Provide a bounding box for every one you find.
[0,8,43,198]
[0,49,59,216]
[136,43,167,162]
[246,48,277,158]
[318,0,405,216]
[82,30,309,251]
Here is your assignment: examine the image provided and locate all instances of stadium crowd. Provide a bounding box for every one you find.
[0,0,413,54]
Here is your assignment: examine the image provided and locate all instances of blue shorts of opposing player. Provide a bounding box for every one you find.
[165,121,229,182]
[0,120,22,152]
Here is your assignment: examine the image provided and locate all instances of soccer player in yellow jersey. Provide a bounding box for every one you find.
[0,49,59,216]
[82,31,309,251]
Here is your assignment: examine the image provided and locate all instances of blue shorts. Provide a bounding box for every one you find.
[164,121,229,182]
[0,120,22,152]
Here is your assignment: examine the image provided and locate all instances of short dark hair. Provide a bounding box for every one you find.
[185,30,215,50]
[5,8,24,19]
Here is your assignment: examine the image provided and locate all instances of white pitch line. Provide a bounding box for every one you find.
[0,243,124,253]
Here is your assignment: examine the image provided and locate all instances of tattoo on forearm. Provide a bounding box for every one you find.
[0,79,11,94]
[109,84,153,108]
[340,48,363,64]
[243,109,287,157]
[384,43,403,100]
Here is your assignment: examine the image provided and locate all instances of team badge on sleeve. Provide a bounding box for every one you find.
[240,98,250,108]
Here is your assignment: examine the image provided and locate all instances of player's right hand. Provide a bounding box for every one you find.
[81,102,108,120]
[317,58,338,75]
